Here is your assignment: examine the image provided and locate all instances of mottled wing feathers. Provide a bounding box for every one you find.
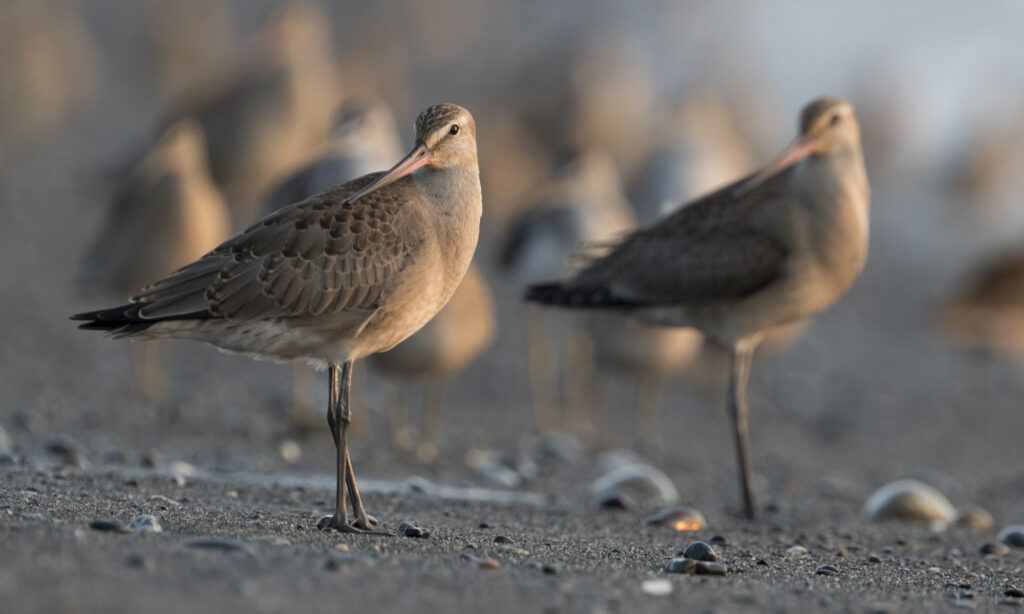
[133,173,417,321]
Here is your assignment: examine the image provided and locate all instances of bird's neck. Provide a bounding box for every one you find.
[414,165,483,289]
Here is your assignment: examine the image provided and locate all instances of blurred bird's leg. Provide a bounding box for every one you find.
[288,363,319,430]
[416,378,448,463]
[634,372,665,450]
[132,341,165,399]
[319,362,390,535]
[563,322,595,436]
[525,306,559,431]
[385,380,416,453]
[727,339,760,520]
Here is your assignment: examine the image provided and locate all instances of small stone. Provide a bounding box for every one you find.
[756,559,768,566]
[89,520,130,533]
[185,538,254,554]
[815,564,839,576]
[641,578,673,596]
[998,526,1024,547]
[125,553,154,571]
[981,542,1010,557]
[709,535,727,546]
[279,440,301,463]
[959,591,976,600]
[398,522,430,538]
[44,437,89,469]
[478,522,490,529]
[642,506,706,531]
[955,506,995,531]
[148,494,180,507]
[863,479,955,529]
[541,563,559,575]
[928,566,943,573]
[1006,589,1024,599]
[129,515,162,533]
[493,535,515,545]
[141,450,163,468]
[170,474,187,487]
[665,558,727,575]
[325,553,372,569]
[496,545,530,555]
[868,554,882,563]
[999,598,1023,607]
[786,545,808,558]
[478,558,501,570]
[681,541,718,562]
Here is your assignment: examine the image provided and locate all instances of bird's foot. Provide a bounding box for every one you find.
[316,514,393,536]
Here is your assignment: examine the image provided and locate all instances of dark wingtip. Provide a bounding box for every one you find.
[525,281,637,308]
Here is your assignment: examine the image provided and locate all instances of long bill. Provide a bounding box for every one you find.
[735,134,817,195]
[344,139,432,204]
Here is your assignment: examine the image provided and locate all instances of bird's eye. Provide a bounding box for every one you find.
[829,113,841,126]
[449,124,460,135]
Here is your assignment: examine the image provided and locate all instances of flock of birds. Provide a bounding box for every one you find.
[58,2,1024,530]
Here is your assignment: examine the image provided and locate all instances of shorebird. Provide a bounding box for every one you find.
[500,149,635,431]
[263,98,403,426]
[79,118,230,396]
[369,262,495,462]
[527,97,870,518]
[939,246,1024,357]
[163,0,340,227]
[74,103,483,534]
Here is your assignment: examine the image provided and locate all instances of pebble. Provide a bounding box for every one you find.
[999,598,1023,608]
[642,506,706,531]
[542,563,559,575]
[496,545,530,555]
[141,450,163,468]
[681,541,718,562]
[641,578,673,596]
[124,553,154,571]
[325,553,372,569]
[664,558,727,575]
[998,525,1024,547]
[397,522,430,538]
[786,545,808,558]
[591,462,679,509]
[981,542,1011,557]
[1008,589,1024,598]
[129,515,162,533]
[279,440,301,463]
[863,479,955,529]
[493,535,515,545]
[185,538,254,554]
[477,557,500,569]
[44,437,89,469]
[148,494,180,507]
[89,520,130,533]
[709,535,727,546]
[868,554,882,563]
[955,506,995,531]
[815,564,839,576]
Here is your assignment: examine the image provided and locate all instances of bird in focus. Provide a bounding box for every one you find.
[73,103,483,534]
[526,97,870,519]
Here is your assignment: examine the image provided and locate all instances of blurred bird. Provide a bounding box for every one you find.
[369,262,496,462]
[939,246,1024,357]
[500,149,635,432]
[265,99,403,211]
[0,1,101,144]
[74,103,483,534]
[527,98,870,519]
[164,0,341,227]
[144,0,237,99]
[79,118,231,396]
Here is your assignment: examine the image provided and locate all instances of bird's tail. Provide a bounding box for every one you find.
[524,281,635,308]
[71,303,209,337]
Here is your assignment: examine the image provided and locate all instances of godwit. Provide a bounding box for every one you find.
[527,97,870,518]
[79,118,230,396]
[369,262,495,462]
[74,103,482,534]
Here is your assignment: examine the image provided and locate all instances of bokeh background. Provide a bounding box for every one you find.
[2,0,1024,519]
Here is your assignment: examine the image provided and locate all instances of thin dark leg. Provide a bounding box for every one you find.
[319,362,389,535]
[727,341,758,520]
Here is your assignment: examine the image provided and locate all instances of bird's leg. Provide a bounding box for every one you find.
[563,323,595,435]
[525,306,558,431]
[416,378,447,463]
[727,341,758,520]
[635,372,665,450]
[339,361,391,535]
[318,362,389,535]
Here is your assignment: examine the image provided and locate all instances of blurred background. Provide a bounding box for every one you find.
[3,0,1024,517]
